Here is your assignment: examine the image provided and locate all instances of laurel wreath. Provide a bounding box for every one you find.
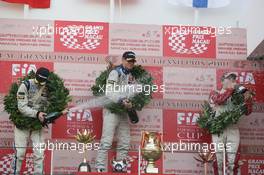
[4,71,71,130]
[91,65,154,114]
[197,90,250,135]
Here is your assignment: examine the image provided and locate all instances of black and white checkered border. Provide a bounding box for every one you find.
[0,153,34,175]
[168,33,208,54]
[59,26,101,50]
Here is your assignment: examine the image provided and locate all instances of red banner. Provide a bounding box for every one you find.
[52,109,102,140]
[240,155,264,175]
[0,61,53,93]
[54,21,109,54]
[0,149,51,174]
[163,25,216,58]
[2,0,50,8]
[163,110,211,143]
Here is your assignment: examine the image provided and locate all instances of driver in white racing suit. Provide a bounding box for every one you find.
[95,51,137,172]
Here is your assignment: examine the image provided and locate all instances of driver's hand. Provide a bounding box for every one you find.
[38,112,46,123]
[122,99,133,109]
[244,91,252,100]
[62,108,69,115]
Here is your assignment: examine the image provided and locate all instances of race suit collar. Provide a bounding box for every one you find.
[119,64,130,75]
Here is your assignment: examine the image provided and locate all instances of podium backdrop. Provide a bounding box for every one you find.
[0,18,263,174]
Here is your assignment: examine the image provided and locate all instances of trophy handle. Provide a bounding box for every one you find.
[140,131,148,148]
[156,133,163,148]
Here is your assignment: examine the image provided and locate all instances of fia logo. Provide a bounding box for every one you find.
[177,112,199,125]
[238,72,255,85]
[67,109,93,122]
[12,63,37,76]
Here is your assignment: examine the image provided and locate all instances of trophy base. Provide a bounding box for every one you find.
[78,161,91,172]
[146,167,159,174]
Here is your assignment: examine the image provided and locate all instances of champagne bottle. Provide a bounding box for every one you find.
[127,109,139,124]
[78,158,91,172]
[42,111,62,126]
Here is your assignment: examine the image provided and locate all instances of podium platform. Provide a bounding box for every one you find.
[76,173,172,175]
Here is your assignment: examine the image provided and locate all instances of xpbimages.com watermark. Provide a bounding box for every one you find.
[164,25,232,38]
[101,84,165,96]
[32,24,104,38]
[33,140,232,154]
[33,24,232,38]
[162,140,232,154]
[33,140,100,153]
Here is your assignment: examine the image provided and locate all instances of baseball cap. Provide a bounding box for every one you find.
[122,51,136,61]
[36,67,50,83]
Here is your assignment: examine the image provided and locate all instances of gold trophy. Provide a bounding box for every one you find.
[141,131,162,174]
[194,149,215,175]
[75,129,96,172]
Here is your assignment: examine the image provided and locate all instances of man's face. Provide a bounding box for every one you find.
[122,58,136,70]
[35,74,48,86]
[222,78,236,89]
[222,78,230,89]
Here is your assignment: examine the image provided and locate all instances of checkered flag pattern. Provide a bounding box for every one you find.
[168,33,208,54]
[190,43,208,54]
[125,155,148,173]
[0,153,34,175]
[59,26,101,50]
[23,153,34,175]
[126,155,137,173]
[140,158,148,174]
[0,154,15,174]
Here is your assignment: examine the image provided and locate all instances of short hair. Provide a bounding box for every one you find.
[221,72,237,81]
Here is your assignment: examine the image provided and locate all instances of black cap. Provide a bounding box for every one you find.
[122,51,136,61]
[36,67,50,82]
